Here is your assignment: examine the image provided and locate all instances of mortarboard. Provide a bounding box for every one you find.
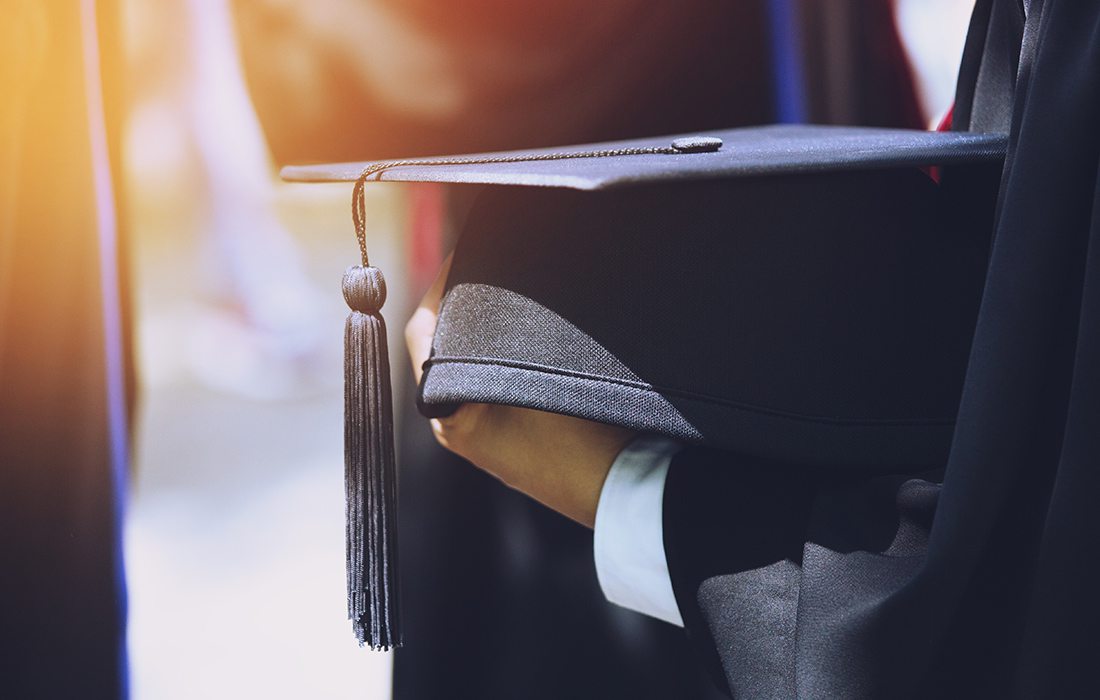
[281,123,1007,649]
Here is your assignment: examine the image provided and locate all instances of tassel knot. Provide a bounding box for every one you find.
[343,265,387,314]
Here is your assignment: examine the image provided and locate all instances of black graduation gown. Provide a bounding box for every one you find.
[0,2,130,698]
[662,0,1100,696]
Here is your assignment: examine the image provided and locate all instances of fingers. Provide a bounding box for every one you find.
[405,253,453,384]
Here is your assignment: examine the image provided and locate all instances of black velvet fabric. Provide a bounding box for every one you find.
[663,0,1100,696]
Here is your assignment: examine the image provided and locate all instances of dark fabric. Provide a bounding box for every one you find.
[662,449,939,698]
[663,0,1100,696]
[953,0,1025,134]
[421,163,1000,469]
[0,2,129,698]
[661,449,822,697]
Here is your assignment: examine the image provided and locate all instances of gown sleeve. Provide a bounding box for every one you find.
[661,447,825,697]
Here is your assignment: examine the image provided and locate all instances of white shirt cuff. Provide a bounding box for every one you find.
[593,434,683,627]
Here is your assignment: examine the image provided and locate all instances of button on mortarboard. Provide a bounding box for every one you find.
[671,136,723,153]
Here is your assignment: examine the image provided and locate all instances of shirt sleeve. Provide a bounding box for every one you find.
[593,434,684,627]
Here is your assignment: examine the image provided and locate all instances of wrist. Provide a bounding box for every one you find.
[437,405,635,528]
[518,417,635,528]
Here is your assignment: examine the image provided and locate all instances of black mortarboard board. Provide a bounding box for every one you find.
[284,124,1005,470]
[281,123,1005,648]
[283,124,1004,190]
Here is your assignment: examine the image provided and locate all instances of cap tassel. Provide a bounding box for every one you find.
[336,136,724,648]
[342,265,402,649]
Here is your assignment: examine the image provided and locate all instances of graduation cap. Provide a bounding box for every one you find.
[281,123,1007,649]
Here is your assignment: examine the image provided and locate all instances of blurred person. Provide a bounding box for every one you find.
[1,1,130,697]
[181,0,329,398]
[127,0,328,398]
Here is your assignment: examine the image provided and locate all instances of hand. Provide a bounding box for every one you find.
[405,256,637,528]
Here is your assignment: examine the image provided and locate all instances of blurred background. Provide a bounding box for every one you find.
[118,1,407,697]
[1,1,972,698]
